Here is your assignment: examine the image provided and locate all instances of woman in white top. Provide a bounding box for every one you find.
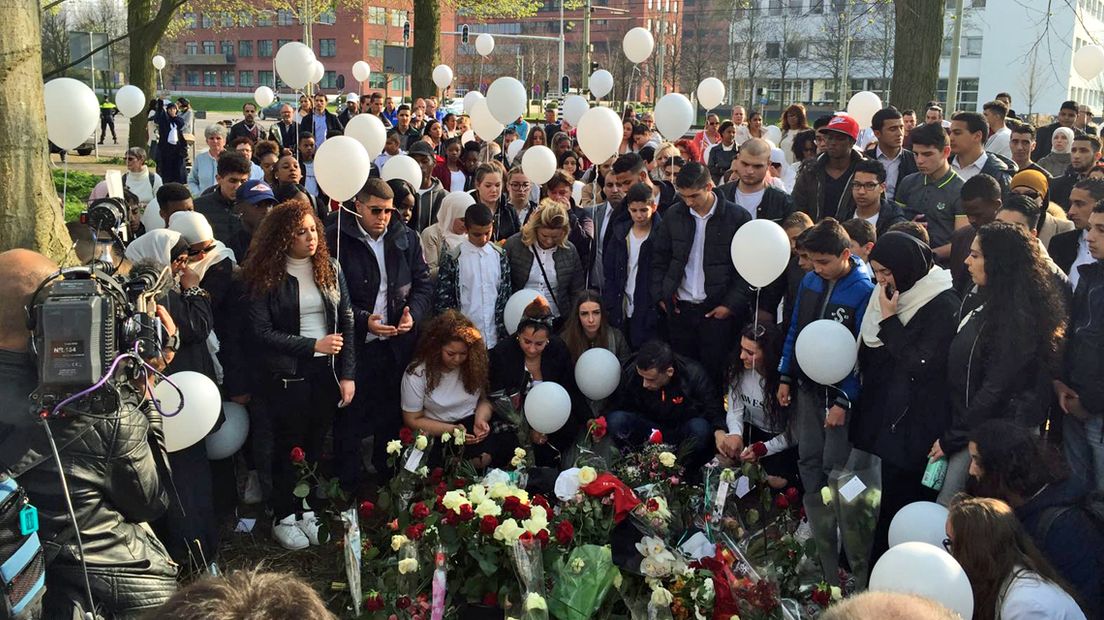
[421,191,475,278]
[947,497,1087,620]
[727,323,799,490]
[401,310,515,468]
[123,146,162,206]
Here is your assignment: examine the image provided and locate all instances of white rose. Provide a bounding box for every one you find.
[414,435,428,451]
[398,558,419,574]
[391,534,408,551]
[441,432,452,444]
[650,586,674,607]
[578,466,597,485]
[524,592,547,611]
[386,440,402,455]
[658,451,676,468]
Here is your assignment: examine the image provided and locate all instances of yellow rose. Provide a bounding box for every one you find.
[493,518,524,543]
[579,466,598,485]
[658,451,676,468]
[391,534,408,551]
[414,435,428,451]
[488,482,510,499]
[524,592,547,611]
[441,432,452,444]
[397,558,419,574]
[514,447,527,459]
[475,500,502,518]
[523,505,548,533]
[442,490,469,512]
[830,586,842,600]
[821,486,833,505]
[386,440,402,455]
[468,484,488,505]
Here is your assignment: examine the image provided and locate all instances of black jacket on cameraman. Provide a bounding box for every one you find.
[714,182,796,223]
[650,193,753,322]
[608,353,725,431]
[0,350,178,617]
[248,258,356,380]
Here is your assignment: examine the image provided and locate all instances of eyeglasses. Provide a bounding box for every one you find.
[707,121,719,126]
[368,207,396,216]
[187,243,216,256]
[851,182,880,192]
[942,537,953,552]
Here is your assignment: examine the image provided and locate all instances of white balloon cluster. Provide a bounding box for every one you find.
[622,27,655,64]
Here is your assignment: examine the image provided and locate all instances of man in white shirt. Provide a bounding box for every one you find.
[1050,180,1104,290]
[983,100,1013,160]
[434,204,512,347]
[863,107,918,201]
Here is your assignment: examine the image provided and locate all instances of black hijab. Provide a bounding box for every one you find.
[867,231,933,293]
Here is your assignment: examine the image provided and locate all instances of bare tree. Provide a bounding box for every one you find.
[40,3,70,74]
[1019,45,1052,118]
[679,6,724,106]
[729,0,767,110]
[766,10,803,115]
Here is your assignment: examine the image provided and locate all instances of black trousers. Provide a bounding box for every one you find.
[666,301,738,389]
[340,341,400,484]
[155,441,218,571]
[871,459,937,565]
[263,356,340,517]
[100,117,116,141]
[157,149,187,184]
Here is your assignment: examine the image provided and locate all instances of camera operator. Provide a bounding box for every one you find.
[0,249,180,618]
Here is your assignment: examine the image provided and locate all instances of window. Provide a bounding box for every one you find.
[789,0,803,14]
[258,70,275,87]
[238,11,252,27]
[941,37,952,56]
[185,41,198,55]
[936,78,979,109]
[200,13,212,28]
[964,36,982,56]
[368,39,384,57]
[184,12,197,28]
[238,40,253,57]
[321,71,338,89]
[390,74,404,91]
[239,71,254,87]
[222,70,235,87]
[258,40,273,57]
[367,6,386,24]
[832,0,846,11]
[220,40,233,56]
[945,0,954,8]
[785,40,804,58]
[318,9,336,24]
[278,39,292,49]
[766,42,781,58]
[220,12,234,27]
[203,70,217,86]
[971,0,985,5]
[202,40,216,54]
[390,9,405,26]
[256,12,273,27]
[368,73,386,88]
[319,38,336,57]
[277,9,294,25]
[186,70,200,86]
[769,0,782,15]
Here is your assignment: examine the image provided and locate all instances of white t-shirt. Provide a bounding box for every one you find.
[735,188,766,218]
[286,256,327,357]
[625,229,649,318]
[450,169,467,192]
[726,371,791,455]
[860,211,880,227]
[526,245,560,316]
[1070,231,1092,291]
[986,126,1013,160]
[999,570,1087,620]
[401,363,481,423]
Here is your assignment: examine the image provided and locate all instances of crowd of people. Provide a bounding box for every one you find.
[7,88,1104,619]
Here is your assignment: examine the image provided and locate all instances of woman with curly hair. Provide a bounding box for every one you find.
[946,497,1086,620]
[930,221,1067,504]
[779,103,810,164]
[504,201,585,326]
[241,199,355,551]
[401,310,514,467]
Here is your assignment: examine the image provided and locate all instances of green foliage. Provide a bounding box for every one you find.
[52,168,101,222]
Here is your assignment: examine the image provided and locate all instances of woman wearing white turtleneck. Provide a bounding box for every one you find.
[123,146,162,206]
[241,200,356,551]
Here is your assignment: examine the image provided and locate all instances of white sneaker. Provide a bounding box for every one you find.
[242,471,263,504]
[297,511,325,546]
[273,514,309,550]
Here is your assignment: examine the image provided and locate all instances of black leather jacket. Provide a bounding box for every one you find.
[248,258,356,380]
[714,183,795,223]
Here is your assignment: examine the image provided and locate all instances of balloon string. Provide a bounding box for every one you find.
[62,159,69,211]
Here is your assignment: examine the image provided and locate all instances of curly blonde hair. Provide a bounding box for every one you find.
[240,200,335,298]
[407,310,489,394]
[521,200,570,248]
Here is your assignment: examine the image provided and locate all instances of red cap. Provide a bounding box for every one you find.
[819,114,859,142]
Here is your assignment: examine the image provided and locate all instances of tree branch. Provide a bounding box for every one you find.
[43,28,132,77]
[44,0,186,78]
[42,0,66,12]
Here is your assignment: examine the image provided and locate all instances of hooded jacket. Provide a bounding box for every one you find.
[413,178,447,232]
[791,149,865,221]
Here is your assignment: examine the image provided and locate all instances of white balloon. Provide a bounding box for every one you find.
[275,42,316,89]
[463,90,485,114]
[314,136,371,201]
[764,124,782,145]
[572,180,584,206]
[730,219,790,287]
[352,60,371,83]
[344,113,388,159]
[622,27,655,64]
[870,542,974,619]
[486,77,527,124]
[154,371,221,453]
[577,106,622,163]
[589,70,614,99]
[846,91,883,129]
[469,99,504,141]
[460,130,476,146]
[253,85,275,108]
[432,64,454,89]
[795,320,859,386]
[888,502,950,549]
[140,198,163,232]
[563,95,590,127]
[152,55,166,70]
[1074,44,1104,80]
[521,145,557,185]
[309,60,325,85]
[381,154,423,189]
[654,93,694,140]
[574,348,621,401]
[504,289,541,335]
[696,77,725,109]
[44,78,99,150]
[475,33,495,57]
[206,402,250,460]
[525,382,572,434]
[114,85,146,119]
[506,138,524,164]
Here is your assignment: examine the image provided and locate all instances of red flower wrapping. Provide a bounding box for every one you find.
[289,446,306,463]
[479,515,498,535]
[751,441,768,457]
[411,501,430,520]
[589,416,608,440]
[399,427,414,445]
[555,520,574,545]
[648,429,663,444]
[581,472,641,523]
[358,500,375,520]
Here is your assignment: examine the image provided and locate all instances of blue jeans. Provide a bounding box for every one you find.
[1064,414,1104,492]
[606,410,714,470]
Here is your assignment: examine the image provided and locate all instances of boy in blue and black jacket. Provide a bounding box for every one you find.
[776,217,875,586]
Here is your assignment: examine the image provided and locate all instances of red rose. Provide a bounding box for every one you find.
[397,595,412,610]
[482,592,499,607]
[435,481,448,497]
[443,510,460,526]
[648,429,663,444]
[458,503,475,521]
[589,416,608,440]
[430,467,444,483]
[774,494,790,510]
[531,494,550,510]
[399,427,414,445]
[365,593,384,611]
[480,515,499,535]
[785,486,800,502]
[405,523,426,540]
[646,498,660,512]
[453,478,468,488]
[503,496,530,519]
[536,529,550,547]
[289,446,306,463]
[811,588,830,607]
[358,500,375,520]
[411,502,430,520]
[555,520,575,545]
[751,441,768,457]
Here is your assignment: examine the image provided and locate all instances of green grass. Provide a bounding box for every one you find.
[181,95,260,114]
[53,168,101,222]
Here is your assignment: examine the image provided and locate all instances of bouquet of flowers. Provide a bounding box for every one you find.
[548,544,620,620]
[826,449,882,589]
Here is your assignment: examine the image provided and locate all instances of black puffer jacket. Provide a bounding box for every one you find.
[609,353,725,431]
[714,183,795,223]
[248,258,356,380]
[650,194,753,318]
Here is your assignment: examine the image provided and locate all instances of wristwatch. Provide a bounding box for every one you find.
[164,331,180,353]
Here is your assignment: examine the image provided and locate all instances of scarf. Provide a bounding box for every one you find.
[860,266,952,348]
[1052,127,1074,154]
[432,191,475,251]
[125,229,187,268]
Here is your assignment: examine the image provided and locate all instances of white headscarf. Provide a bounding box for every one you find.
[1052,127,1075,154]
[124,229,186,268]
[434,191,476,250]
[167,211,237,280]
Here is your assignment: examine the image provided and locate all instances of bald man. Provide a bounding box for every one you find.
[0,249,181,617]
[819,592,961,620]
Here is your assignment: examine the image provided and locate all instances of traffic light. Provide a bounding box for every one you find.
[461,25,469,44]
[403,21,411,43]
[590,61,599,73]
[561,75,570,94]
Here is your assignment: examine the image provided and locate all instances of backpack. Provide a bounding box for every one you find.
[0,475,44,620]
[1037,490,1104,541]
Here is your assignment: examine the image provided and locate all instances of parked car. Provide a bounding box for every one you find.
[260,100,285,120]
[49,134,96,157]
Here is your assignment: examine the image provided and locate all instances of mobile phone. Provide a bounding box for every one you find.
[884,283,896,298]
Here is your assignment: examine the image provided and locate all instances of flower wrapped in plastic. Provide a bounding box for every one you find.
[826,449,882,589]
[511,537,548,620]
[548,544,619,620]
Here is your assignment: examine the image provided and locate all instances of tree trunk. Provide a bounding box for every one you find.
[892,0,943,112]
[0,0,72,260]
[127,0,157,150]
[411,0,440,100]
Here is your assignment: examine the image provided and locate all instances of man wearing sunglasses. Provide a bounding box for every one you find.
[325,178,432,493]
